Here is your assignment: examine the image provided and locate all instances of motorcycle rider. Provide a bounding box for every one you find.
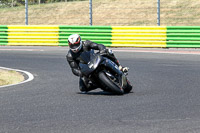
[66,34,129,93]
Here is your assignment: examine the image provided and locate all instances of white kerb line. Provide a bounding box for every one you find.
[0,67,34,88]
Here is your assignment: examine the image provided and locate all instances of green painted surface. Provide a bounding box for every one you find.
[0,39,8,45]
[167,26,200,48]
[59,25,112,29]
[0,25,8,45]
[0,33,8,37]
[58,26,112,46]
[59,29,112,33]
[167,26,200,30]
[59,33,112,37]
[0,43,8,46]
[0,29,8,32]
[167,34,200,37]
[0,25,8,29]
[167,37,200,41]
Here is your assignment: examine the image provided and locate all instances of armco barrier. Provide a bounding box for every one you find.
[1,25,200,48]
[167,26,200,48]
[111,26,166,47]
[0,25,112,46]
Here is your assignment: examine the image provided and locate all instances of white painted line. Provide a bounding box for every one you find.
[0,67,34,88]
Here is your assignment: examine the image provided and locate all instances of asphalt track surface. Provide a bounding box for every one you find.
[0,46,200,133]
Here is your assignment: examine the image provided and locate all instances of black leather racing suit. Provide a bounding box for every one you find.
[66,40,120,92]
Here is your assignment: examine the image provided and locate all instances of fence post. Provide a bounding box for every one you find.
[12,0,14,7]
[157,0,160,26]
[89,0,92,25]
[25,0,28,25]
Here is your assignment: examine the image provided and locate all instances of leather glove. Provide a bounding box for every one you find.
[100,49,108,55]
[100,49,113,55]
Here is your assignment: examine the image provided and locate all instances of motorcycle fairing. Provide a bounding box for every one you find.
[79,50,102,76]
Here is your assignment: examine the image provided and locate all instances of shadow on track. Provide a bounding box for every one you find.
[77,91,134,96]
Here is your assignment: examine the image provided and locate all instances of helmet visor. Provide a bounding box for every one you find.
[69,41,80,50]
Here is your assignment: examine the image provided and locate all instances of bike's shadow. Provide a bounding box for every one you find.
[77,91,133,96]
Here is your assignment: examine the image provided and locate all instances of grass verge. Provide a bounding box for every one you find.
[0,69,24,86]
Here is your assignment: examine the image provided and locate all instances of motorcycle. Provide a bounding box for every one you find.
[79,49,132,95]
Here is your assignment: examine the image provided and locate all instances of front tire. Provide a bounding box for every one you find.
[98,71,124,95]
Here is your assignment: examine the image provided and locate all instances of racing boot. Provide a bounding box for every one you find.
[79,77,98,93]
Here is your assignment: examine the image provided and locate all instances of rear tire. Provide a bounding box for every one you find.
[98,71,124,95]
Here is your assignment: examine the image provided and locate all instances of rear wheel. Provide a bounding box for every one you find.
[98,71,124,95]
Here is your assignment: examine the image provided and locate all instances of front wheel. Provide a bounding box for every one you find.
[98,71,124,95]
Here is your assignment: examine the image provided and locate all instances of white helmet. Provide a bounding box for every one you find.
[68,34,83,53]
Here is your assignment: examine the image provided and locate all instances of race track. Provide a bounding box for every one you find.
[0,46,200,133]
